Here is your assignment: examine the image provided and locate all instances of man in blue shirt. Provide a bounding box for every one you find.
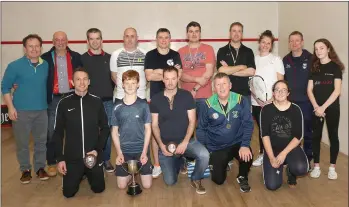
[1,34,49,184]
[197,73,254,193]
[282,31,313,164]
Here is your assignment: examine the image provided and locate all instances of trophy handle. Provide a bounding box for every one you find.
[136,160,143,173]
[121,162,129,173]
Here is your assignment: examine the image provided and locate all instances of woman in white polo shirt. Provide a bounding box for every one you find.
[251,30,285,167]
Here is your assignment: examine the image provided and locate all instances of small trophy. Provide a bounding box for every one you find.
[84,154,97,169]
[166,142,178,155]
[121,160,143,196]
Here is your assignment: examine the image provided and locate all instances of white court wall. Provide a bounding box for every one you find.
[1,2,279,78]
[2,2,348,155]
[279,2,348,155]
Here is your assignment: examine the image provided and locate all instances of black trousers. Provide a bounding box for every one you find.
[312,106,340,164]
[209,143,253,185]
[252,105,263,153]
[63,159,105,198]
[263,146,308,191]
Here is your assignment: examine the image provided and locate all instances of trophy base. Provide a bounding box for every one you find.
[127,183,142,196]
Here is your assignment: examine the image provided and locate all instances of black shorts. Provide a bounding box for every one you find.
[115,152,153,177]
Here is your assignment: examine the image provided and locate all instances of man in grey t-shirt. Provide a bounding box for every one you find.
[111,70,152,189]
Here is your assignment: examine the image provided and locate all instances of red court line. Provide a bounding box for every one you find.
[1,38,278,45]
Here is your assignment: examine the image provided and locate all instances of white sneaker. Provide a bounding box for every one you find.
[227,160,233,171]
[252,154,263,167]
[310,166,321,178]
[152,166,162,178]
[328,167,338,180]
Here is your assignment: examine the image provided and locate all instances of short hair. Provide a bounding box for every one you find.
[86,28,103,40]
[73,67,89,78]
[288,31,303,40]
[214,72,230,81]
[122,70,140,83]
[229,22,244,32]
[156,28,171,37]
[163,66,179,77]
[22,34,43,47]
[186,21,201,32]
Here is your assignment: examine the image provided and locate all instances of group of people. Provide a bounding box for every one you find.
[1,21,344,198]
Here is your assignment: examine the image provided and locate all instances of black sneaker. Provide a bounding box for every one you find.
[236,176,251,193]
[286,167,297,188]
[20,170,32,184]
[104,161,115,173]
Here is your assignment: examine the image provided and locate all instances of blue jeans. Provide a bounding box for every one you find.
[102,100,113,162]
[159,139,209,185]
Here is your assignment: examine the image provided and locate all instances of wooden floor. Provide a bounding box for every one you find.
[1,125,348,207]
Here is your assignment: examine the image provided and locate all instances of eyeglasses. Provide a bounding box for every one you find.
[274,89,288,94]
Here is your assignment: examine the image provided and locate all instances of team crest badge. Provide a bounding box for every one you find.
[212,113,219,119]
[286,64,291,69]
[302,63,307,69]
[232,111,239,118]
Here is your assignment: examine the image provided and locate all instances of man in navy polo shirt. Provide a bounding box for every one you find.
[150,67,209,195]
[282,31,313,164]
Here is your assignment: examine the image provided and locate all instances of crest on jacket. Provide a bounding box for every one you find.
[232,111,239,118]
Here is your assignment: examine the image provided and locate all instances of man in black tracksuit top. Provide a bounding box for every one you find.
[53,67,109,198]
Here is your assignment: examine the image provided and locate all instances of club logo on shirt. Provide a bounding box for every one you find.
[167,59,174,66]
[285,64,291,69]
[135,115,140,118]
[232,111,239,118]
[302,63,307,69]
[212,113,219,119]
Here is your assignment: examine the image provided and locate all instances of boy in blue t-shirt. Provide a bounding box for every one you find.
[111,70,152,189]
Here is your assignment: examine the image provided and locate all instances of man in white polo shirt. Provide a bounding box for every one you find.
[110,27,147,101]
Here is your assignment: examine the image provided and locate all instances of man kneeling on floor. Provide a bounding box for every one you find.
[54,67,109,198]
[150,67,210,195]
[196,72,254,193]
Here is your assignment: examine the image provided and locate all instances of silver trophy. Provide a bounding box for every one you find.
[84,154,97,169]
[121,160,143,196]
